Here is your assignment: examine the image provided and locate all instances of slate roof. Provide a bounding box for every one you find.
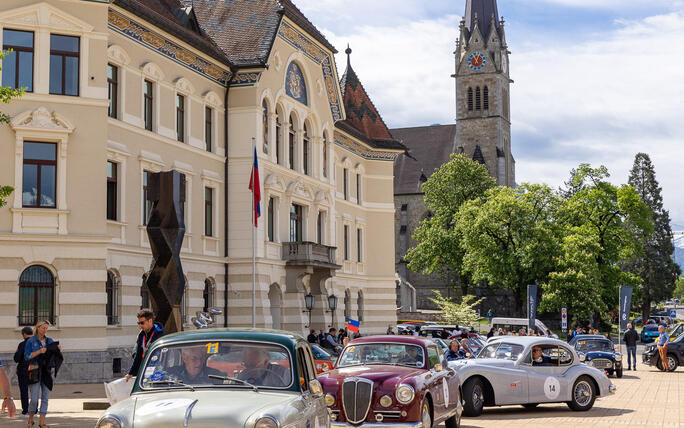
[392,125,457,195]
[465,0,500,37]
[179,0,336,67]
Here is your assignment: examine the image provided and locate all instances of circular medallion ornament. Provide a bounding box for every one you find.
[468,52,486,71]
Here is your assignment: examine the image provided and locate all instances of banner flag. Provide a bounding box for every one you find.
[619,285,633,330]
[347,318,360,333]
[528,284,538,332]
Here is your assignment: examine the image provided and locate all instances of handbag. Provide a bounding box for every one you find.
[27,366,40,385]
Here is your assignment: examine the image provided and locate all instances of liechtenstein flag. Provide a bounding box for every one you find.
[248,148,261,227]
[347,318,360,333]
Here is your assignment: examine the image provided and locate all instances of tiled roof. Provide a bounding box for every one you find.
[391,125,458,195]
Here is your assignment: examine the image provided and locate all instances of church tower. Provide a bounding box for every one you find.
[454,0,515,186]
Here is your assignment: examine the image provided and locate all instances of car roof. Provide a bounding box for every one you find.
[569,335,611,343]
[150,328,305,349]
[485,336,570,347]
[350,335,434,348]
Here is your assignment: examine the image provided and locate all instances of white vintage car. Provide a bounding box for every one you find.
[447,337,616,416]
[95,329,329,428]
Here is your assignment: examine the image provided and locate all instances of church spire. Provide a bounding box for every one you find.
[465,0,500,37]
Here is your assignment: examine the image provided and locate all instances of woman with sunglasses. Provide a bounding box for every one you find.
[125,308,165,382]
[24,320,61,428]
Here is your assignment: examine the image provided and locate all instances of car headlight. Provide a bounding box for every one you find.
[325,394,335,407]
[380,395,393,408]
[579,354,586,362]
[615,354,622,361]
[96,416,123,428]
[255,416,279,428]
[395,384,415,404]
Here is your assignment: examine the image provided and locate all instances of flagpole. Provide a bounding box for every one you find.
[252,137,256,328]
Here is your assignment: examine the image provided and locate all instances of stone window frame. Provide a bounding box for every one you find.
[140,62,164,134]
[174,77,195,145]
[201,169,222,256]
[202,90,223,155]
[106,141,130,244]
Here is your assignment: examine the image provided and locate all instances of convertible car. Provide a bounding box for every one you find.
[447,337,615,417]
[95,329,330,428]
[568,335,623,378]
[318,336,463,428]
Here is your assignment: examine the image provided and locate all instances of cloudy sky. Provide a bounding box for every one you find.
[294,0,684,225]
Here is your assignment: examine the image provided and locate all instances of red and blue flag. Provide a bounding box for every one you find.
[347,318,360,333]
[248,148,261,227]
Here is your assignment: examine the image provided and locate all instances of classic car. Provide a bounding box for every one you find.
[447,337,615,417]
[641,324,661,343]
[667,322,683,342]
[311,343,336,373]
[95,329,329,428]
[642,331,683,371]
[318,336,463,428]
[489,317,559,339]
[568,335,623,378]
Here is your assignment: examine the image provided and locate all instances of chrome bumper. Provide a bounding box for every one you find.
[609,384,617,394]
[332,423,421,428]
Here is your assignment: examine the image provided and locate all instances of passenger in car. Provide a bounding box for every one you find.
[531,346,552,366]
[167,346,223,384]
[239,348,291,387]
[398,347,423,366]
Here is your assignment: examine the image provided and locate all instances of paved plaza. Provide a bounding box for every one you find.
[0,364,680,427]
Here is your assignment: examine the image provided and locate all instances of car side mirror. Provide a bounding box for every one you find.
[309,379,324,398]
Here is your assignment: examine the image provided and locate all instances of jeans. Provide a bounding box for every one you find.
[28,381,50,415]
[17,369,29,414]
[626,346,637,368]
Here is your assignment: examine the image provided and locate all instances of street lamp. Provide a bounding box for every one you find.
[327,294,338,328]
[304,293,314,327]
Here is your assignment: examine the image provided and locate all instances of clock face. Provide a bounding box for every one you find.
[468,52,486,71]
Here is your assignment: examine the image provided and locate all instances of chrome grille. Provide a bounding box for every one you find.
[342,378,373,424]
[591,358,613,369]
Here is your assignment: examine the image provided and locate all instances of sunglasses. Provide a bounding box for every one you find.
[532,349,542,353]
[137,321,148,325]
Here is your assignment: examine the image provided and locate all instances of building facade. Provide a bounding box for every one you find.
[0,0,402,383]
[393,0,515,311]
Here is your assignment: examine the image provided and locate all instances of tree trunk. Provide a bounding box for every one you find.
[642,298,651,325]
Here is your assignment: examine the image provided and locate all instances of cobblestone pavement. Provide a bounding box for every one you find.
[0,366,681,427]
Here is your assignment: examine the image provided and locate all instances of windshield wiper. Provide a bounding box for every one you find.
[147,379,195,391]
[208,375,259,392]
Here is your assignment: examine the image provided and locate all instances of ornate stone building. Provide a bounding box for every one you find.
[0,0,403,382]
[394,0,515,310]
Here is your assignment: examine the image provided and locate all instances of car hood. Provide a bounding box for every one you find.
[585,351,616,360]
[320,365,423,389]
[106,389,299,428]
[448,358,515,369]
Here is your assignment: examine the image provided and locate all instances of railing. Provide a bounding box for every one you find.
[282,241,337,266]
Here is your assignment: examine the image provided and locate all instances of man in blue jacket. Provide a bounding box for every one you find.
[125,309,164,382]
[13,327,33,415]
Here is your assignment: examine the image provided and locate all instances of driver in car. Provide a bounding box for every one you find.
[399,347,423,365]
[531,346,552,366]
[238,347,291,387]
[167,346,223,384]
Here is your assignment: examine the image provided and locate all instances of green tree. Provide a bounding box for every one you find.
[429,291,483,328]
[623,153,681,321]
[0,49,23,206]
[674,277,684,300]
[0,186,13,208]
[405,154,496,295]
[457,184,562,315]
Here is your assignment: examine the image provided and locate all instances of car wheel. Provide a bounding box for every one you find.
[615,367,623,378]
[567,376,596,411]
[522,403,539,409]
[420,399,432,428]
[658,355,679,372]
[462,378,485,417]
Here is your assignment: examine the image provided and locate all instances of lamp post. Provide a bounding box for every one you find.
[304,293,314,328]
[327,294,338,327]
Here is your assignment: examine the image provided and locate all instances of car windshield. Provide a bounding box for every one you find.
[337,343,425,368]
[574,339,613,353]
[645,325,659,331]
[477,342,524,361]
[463,338,485,356]
[311,344,332,361]
[140,341,292,390]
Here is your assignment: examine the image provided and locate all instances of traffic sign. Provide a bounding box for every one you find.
[561,307,568,332]
[671,309,677,319]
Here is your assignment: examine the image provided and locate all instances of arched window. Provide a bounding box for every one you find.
[288,114,296,170]
[262,99,270,154]
[303,121,310,176]
[475,87,481,110]
[357,291,364,322]
[467,87,473,111]
[106,270,119,325]
[483,86,489,110]
[322,131,329,178]
[203,278,214,312]
[275,106,283,165]
[18,265,55,326]
[141,273,150,309]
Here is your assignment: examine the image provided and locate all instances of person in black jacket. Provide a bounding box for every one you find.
[307,329,318,344]
[13,326,33,415]
[125,309,164,382]
[623,323,639,370]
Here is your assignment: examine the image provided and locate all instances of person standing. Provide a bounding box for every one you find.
[317,329,326,346]
[325,328,342,354]
[307,329,318,344]
[623,323,638,371]
[24,320,61,428]
[657,325,670,371]
[13,327,33,416]
[0,360,17,418]
[125,309,164,382]
[486,309,493,323]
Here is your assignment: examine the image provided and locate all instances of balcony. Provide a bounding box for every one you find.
[282,242,340,269]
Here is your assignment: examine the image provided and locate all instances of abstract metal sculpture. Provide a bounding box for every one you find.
[145,170,186,334]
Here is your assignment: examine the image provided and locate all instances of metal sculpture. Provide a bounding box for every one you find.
[191,308,223,329]
[145,170,186,334]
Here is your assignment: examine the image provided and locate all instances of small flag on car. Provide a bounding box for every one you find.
[347,318,360,333]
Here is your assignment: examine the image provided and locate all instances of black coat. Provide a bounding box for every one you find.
[13,338,29,372]
[624,329,639,347]
[38,342,63,391]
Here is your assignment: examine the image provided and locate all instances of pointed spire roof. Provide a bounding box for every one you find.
[339,45,394,141]
[465,0,500,38]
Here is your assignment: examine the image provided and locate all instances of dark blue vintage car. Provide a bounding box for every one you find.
[569,335,623,378]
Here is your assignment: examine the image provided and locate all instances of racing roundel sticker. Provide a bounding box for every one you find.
[442,378,450,407]
[543,377,561,400]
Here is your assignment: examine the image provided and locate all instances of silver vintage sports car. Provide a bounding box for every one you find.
[447,337,616,416]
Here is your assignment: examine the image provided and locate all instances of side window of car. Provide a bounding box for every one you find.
[427,346,440,369]
[296,347,310,392]
[558,346,573,366]
[303,345,318,379]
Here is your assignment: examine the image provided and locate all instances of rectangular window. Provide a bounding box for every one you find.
[176,94,185,142]
[22,142,57,208]
[275,117,282,165]
[142,170,151,225]
[356,174,361,204]
[143,80,153,131]
[322,142,328,178]
[357,228,363,262]
[107,64,118,119]
[344,225,349,260]
[303,139,309,175]
[317,211,323,245]
[2,29,34,92]
[343,168,348,200]
[289,204,302,242]
[268,197,275,242]
[107,161,118,221]
[49,34,79,96]
[205,106,212,152]
[204,187,213,237]
[288,128,295,170]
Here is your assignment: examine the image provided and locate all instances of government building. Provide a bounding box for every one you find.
[0,0,403,382]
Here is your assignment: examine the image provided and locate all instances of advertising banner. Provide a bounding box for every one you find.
[619,285,633,330]
[528,284,538,331]
[561,307,568,332]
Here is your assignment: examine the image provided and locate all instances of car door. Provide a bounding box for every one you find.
[482,343,528,406]
[301,344,329,428]
[524,344,573,404]
[425,345,449,417]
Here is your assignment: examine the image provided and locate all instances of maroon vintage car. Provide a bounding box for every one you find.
[318,335,463,428]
